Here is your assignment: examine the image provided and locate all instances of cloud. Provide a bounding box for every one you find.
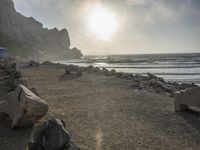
[13,0,200,54]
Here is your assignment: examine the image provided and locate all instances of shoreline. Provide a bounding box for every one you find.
[53,52,200,85]
[43,61,199,96]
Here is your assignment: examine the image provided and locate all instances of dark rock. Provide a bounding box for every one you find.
[29,60,39,67]
[28,118,79,150]
[65,65,82,76]
[147,72,165,83]
[130,83,144,90]
[10,77,28,90]
[134,74,146,81]
[65,70,71,75]
[110,69,116,75]
[115,72,124,77]
[9,63,17,71]
[10,70,22,79]
[147,72,157,79]
[119,73,133,80]
[101,68,109,75]
[30,87,39,96]
[180,83,198,90]
[42,61,52,65]
[92,67,101,73]
[88,65,94,71]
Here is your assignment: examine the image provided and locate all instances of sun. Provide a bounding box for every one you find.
[87,5,118,40]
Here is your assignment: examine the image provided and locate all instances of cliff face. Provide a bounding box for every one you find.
[0,0,83,60]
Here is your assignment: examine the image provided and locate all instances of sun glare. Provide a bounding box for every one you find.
[87,5,118,40]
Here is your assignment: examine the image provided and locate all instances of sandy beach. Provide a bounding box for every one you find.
[0,63,200,150]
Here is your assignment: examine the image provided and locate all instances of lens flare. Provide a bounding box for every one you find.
[87,5,118,40]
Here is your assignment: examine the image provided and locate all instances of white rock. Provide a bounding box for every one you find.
[6,84,48,128]
[175,87,200,111]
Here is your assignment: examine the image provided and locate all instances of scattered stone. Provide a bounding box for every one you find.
[134,74,145,81]
[10,77,28,90]
[28,60,39,67]
[92,67,101,73]
[10,70,22,79]
[28,118,80,150]
[130,82,144,90]
[101,68,109,75]
[5,84,49,128]
[42,61,52,65]
[109,69,116,75]
[115,72,124,78]
[65,65,82,76]
[180,83,198,90]
[147,72,165,82]
[84,65,94,72]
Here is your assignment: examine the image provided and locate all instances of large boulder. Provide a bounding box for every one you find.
[28,118,80,150]
[5,84,48,128]
[175,87,200,111]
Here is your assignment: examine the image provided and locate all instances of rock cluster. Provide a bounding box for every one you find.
[65,64,82,76]
[0,61,48,128]
[44,62,198,97]
[0,60,80,149]
[4,62,28,90]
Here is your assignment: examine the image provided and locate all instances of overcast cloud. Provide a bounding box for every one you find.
[13,0,200,54]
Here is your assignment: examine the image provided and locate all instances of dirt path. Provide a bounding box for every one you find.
[1,64,200,150]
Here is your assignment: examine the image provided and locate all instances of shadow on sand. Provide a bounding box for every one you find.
[177,108,200,131]
[0,113,32,150]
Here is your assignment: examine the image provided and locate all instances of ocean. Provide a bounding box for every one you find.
[57,53,200,85]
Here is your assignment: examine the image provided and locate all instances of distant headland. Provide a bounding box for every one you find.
[0,0,83,60]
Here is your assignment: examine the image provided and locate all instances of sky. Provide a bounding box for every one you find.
[13,0,200,55]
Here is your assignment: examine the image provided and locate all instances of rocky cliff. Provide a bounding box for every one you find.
[0,0,83,60]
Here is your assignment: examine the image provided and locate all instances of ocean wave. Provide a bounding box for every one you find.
[106,66,200,69]
[139,73,200,75]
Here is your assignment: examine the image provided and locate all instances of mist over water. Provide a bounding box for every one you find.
[57,53,200,85]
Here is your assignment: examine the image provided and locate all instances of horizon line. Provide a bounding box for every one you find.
[84,51,200,56]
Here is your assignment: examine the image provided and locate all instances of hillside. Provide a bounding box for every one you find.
[0,0,83,60]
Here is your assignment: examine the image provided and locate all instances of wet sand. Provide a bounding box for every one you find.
[1,64,200,150]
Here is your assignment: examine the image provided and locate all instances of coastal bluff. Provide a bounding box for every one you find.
[0,0,83,60]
